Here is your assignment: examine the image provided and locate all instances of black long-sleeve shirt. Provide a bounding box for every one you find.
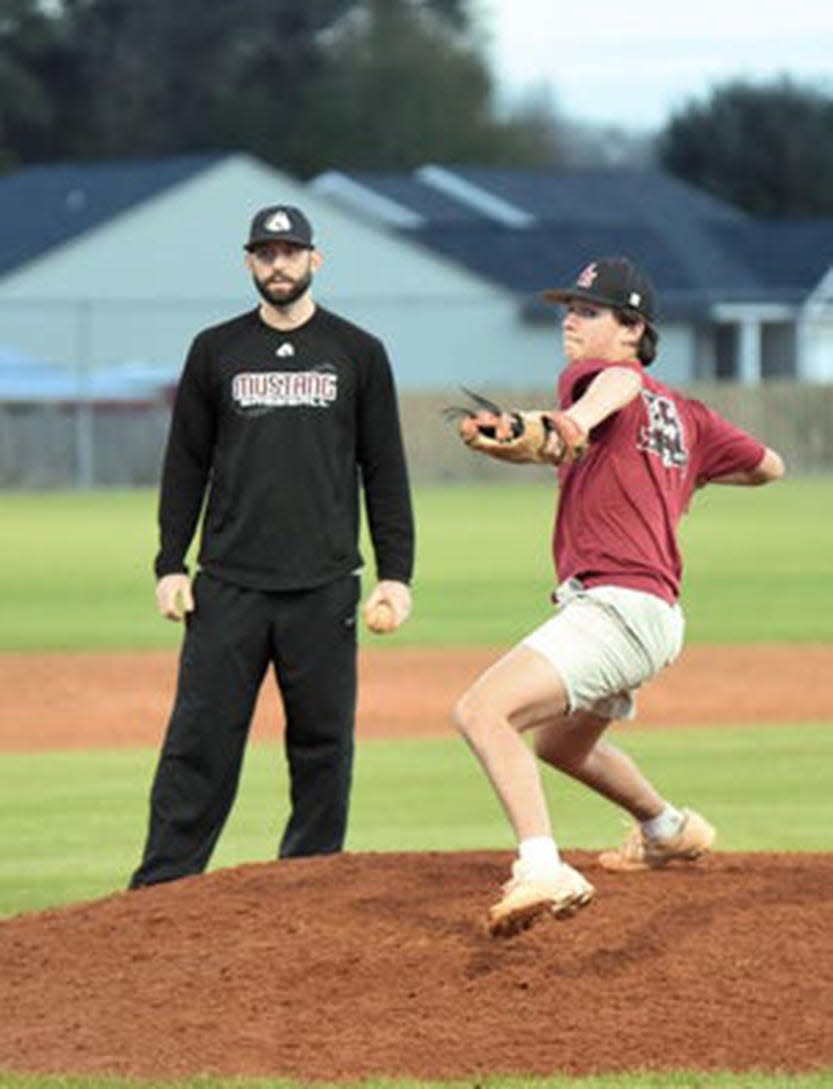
[155,306,414,590]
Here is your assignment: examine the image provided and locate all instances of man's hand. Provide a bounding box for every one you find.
[363,579,412,634]
[155,573,194,622]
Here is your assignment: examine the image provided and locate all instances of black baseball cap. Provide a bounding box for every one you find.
[244,205,314,250]
[542,257,656,324]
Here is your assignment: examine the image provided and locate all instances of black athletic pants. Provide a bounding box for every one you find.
[129,571,359,887]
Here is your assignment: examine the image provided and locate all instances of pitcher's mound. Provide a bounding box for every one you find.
[2,850,831,1081]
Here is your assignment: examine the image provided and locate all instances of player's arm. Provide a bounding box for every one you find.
[357,341,415,630]
[708,447,785,487]
[154,338,217,619]
[450,365,640,467]
[563,365,643,434]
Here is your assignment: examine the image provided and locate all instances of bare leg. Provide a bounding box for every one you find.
[452,644,572,842]
[455,645,602,934]
[533,715,666,822]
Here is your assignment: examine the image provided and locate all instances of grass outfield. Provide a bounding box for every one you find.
[2,1074,832,1088]
[1,478,833,651]
[1,722,831,920]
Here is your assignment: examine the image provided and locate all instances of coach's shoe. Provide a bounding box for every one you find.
[598,809,716,873]
[487,859,595,937]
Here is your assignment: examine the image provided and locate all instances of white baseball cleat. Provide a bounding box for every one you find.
[487,859,595,937]
[599,809,716,873]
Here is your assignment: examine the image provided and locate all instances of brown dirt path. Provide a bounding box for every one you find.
[1,643,832,751]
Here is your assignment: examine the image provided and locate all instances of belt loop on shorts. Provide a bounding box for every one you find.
[552,576,585,606]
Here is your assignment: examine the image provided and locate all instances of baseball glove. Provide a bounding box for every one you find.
[445,388,588,466]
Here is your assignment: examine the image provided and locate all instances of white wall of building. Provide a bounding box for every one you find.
[0,153,542,389]
[798,270,833,381]
[3,153,828,390]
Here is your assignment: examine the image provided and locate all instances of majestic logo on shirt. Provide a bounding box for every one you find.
[275,342,295,358]
[637,391,688,469]
[231,366,338,413]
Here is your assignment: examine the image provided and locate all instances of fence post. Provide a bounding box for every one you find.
[75,299,94,489]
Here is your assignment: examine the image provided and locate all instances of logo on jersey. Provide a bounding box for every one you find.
[637,390,688,469]
[276,342,295,358]
[231,366,338,414]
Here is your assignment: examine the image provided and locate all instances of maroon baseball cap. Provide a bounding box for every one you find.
[244,205,314,250]
[542,257,656,324]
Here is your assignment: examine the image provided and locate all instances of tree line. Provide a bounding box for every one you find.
[1,0,831,217]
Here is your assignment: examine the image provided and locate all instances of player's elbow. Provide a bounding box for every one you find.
[752,447,786,485]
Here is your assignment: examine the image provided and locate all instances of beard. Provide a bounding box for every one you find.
[252,267,313,309]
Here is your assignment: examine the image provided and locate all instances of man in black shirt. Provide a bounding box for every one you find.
[130,204,415,887]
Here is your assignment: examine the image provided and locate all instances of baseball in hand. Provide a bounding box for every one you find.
[364,600,397,634]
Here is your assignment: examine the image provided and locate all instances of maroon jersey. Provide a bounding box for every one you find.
[554,358,765,603]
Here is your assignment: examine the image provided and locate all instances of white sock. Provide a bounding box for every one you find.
[641,804,685,842]
[518,836,561,874]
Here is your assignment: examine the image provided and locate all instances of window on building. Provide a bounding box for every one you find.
[715,323,738,380]
[761,323,796,378]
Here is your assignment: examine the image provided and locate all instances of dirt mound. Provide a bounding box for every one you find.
[2,850,831,1081]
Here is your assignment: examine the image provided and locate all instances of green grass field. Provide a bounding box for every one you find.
[1,482,832,1089]
[2,478,832,651]
[2,723,831,920]
[1,1074,831,1089]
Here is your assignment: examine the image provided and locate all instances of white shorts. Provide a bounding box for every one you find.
[522,579,685,721]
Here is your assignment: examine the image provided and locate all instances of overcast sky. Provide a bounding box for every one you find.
[474,0,833,130]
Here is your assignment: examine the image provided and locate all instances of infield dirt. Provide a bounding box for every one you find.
[2,642,833,750]
[1,643,832,1080]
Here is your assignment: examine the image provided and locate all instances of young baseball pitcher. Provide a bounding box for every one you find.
[452,256,784,936]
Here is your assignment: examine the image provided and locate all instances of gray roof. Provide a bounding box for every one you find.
[2,157,831,320]
[443,166,748,226]
[410,221,744,318]
[714,220,833,293]
[0,154,222,276]
[347,170,483,223]
[326,166,833,318]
